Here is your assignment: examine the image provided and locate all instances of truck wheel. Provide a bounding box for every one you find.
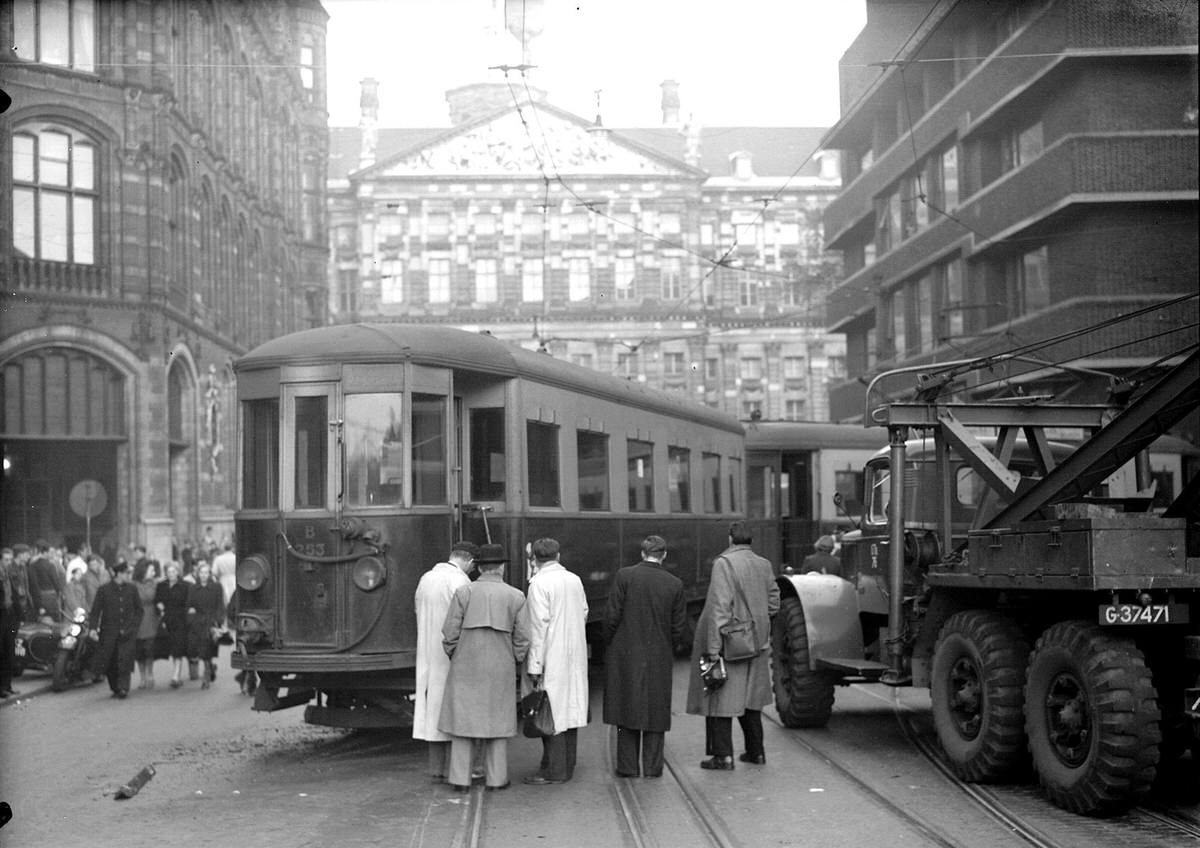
[51,651,71,692]
[770,595,835,728]
[1024,621,1160,815]
[931,610,1030,783]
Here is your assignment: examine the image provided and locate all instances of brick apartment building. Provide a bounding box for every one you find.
[1,0,329,560]
[820,0,1198,424]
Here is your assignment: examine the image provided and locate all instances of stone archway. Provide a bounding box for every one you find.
[167,351,200,549]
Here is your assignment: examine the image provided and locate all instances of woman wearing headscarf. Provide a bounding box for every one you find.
[133,560,161,689]
[185,562,225,689]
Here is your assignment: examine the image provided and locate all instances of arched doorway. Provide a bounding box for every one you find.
[1,347,126,555]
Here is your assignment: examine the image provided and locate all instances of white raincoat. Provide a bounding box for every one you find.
[522,561,589,734]
[413,562,470,741]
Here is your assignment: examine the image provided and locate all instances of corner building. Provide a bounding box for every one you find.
[328,80,845,422]
[821,0,1198,422]
[1,0,330,561]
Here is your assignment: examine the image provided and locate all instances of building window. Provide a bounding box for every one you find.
[783,356,805,379]
[627,440,654,512]
[470,408,505,501]
[739,278,759,307]
[568,258,590,301]
[427,212,451,239]
[915,273,933,354]
[1011,246,1050,315]
[661,256,682,300]
[12,0,96,70]
[521,211,542,239]
[742,400,762,419]
[527,421,560,507]
[668,446,691,512]
[570,352,594,369]
[614,255,636,300]
[568,210,590,236]
[938,258,964,342]
[380,259,403,304]
[338,268,358,313]
[427,258,451,303]
[705,358,720,381]
[740,358,763,381]
[12,124,96,264]
[660,212,681,235]
[474,258,498,303]
[522,258,543,302]
[474,212,496,237]
[378,214,404,246]
[785,399,807,420]
[299,43,315,94]
[890,288,907,359]
[617,352,639,379]
[940,146,959,211]
[1002,120,1043,172]
[731,210,760,249]
[577,430,609,510]
[664,352,685,376]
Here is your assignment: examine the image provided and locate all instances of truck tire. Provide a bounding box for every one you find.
[51,651,71,692]
[1024,621,1160,815]
[931,610,1030,783]
[770,595,835,728]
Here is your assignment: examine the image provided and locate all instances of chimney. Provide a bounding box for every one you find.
[660,79,680,126]
[358,77,379,170]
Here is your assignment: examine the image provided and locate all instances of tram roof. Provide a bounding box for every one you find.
[236,323,743,435]
[743,420,888,451]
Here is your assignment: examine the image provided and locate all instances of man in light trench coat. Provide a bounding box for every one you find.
[413,540,477,782]
[438,544,530,791]
[521,537,589,785]
[686,521,780,770]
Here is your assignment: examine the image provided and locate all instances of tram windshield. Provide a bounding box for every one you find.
[344,393,404,506]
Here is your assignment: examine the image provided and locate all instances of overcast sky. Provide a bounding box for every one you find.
[323,0,868,129]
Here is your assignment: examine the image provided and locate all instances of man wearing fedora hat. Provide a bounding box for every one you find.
[438,543,529,791]
[414,540,478,782]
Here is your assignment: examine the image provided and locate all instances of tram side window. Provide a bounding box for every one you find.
[728,457,741,513]
[702,452,721,513]
[294,396,327,509]
[412,394,447,505]
[747,462,775,519]
[470,408,506,501]
[344,394,404,506]
[242,399,279,509]
[628,440,654,512]
[527,421,560,507]
[577,430,610,510]
[668,446,691,512]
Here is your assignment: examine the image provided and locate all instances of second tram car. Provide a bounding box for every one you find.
[230,324,744,728]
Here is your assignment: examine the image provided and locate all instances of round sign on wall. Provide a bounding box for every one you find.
[69,479,108,519]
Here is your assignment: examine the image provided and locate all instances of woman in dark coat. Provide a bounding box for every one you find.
[185,562,225,689]
[155,561,190,688]
[602,535,688,778]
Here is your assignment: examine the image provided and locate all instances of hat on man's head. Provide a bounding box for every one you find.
[475,544,508,566]
[111,561,131,574]
[815,535,836,552]
[641,535,667,556]
[451,540,480,559]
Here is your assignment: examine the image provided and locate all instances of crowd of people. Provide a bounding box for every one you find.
[413,521,794,791]
[0,530,249,701]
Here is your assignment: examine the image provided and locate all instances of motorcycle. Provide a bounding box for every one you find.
[13,617,61,676]
[51,608,97,691]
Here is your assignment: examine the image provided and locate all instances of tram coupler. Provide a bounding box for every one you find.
[253,685,315,713]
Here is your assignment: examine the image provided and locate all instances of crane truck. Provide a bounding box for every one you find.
[769,350,1200,815]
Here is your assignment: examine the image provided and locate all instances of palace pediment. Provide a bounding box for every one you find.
[367,105,698,179]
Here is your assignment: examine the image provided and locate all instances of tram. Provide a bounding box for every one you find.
[229,324,744,728]
[744,421,886,572]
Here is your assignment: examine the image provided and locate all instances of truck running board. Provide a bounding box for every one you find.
[815,657,889,679]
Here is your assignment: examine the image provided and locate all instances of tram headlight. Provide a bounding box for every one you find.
[237,554,271,592]
[352,556,387,592]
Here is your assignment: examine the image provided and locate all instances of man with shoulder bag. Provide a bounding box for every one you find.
[685,521,780,770]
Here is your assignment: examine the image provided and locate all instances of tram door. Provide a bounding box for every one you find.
[780,451,815,572]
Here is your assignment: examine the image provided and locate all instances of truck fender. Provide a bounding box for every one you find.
[777,572,865,669]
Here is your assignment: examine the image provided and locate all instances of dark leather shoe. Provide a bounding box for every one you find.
[738,753,766,764]
[115,690,128,699]
[486,782,511,791]
[450,784,469,793]
[522,775,565,785]
[614,771,638,778]
[699,756,734,770]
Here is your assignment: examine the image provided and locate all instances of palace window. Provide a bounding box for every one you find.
[568,258,591,301]
[522,258,543,302]
[614,255,636,301]
[474,258,498,303]
[13,123,96,264]
[427,258,451,303]
[661,256,682,300]
[12,0,96,70]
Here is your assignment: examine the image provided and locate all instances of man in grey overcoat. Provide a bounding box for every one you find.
[603,535,688,778]
[438,544,529,791]
[686,521,780,769]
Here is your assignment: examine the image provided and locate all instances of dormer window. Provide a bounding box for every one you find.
[730,151,754,179]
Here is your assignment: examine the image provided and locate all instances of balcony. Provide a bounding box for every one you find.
[9,257,112,298]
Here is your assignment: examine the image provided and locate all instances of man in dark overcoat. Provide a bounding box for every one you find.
[88,561,142,698]
[686,521,780,770]
[602,535,688,778]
